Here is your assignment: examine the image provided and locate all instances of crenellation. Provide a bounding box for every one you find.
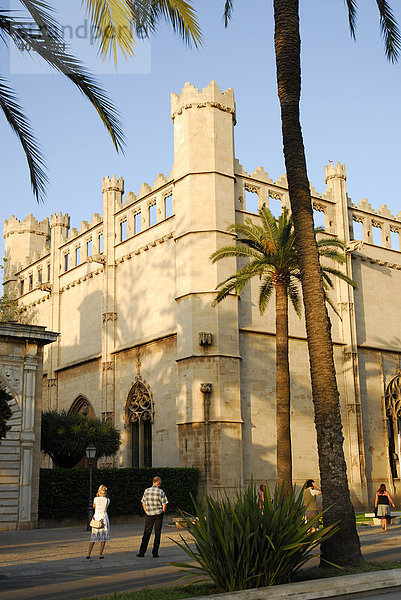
[4,215,49,238]
[275,174,288,187]
[152,173,168,189]
[50,213,70,229]
[325,160,346,183]
[309,183,321,198]
[78,221,90,235]
[171,80,236,122]
[377,205,394,219]
[90,214,102,227]
[249,166,272,184]
[68,227,79,240]
[356,198,373,213]
[234,159,247,176]
[124,192,137,206]
[138,182,152,197]
[102,175,124,193]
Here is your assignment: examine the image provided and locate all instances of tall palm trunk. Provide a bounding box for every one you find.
[275,278,292,496]
[273,0,362,565]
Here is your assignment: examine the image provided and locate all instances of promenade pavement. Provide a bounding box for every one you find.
[1,521,401,600]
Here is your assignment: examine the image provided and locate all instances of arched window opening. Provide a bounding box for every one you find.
[69,395,95,419]
[385,375,401,480]
[126,381,153,467]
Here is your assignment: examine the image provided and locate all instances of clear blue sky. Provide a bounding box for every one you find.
[2,0,401,254]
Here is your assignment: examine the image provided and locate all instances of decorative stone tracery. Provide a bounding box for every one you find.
[126,379,153,424]
[385,374,401,480]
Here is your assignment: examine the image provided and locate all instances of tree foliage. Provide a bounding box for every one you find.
[41,410,120,468]
[211,206,356,494]
[0,386,13,442]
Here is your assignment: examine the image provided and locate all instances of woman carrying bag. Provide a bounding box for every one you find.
[375,483,395,532]
[87,485,110,558]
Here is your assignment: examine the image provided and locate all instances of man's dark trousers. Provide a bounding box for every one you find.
[138,512,164,556]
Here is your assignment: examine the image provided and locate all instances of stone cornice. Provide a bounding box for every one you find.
[351,253,401,270]
[171,101,236,124]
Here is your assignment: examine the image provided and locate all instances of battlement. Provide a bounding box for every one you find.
[171,80,236,122]
[50,213,70,229]
[4,214,49,238]
[325,161,346,183]
[102,175,124,193]
[123,170,173,207]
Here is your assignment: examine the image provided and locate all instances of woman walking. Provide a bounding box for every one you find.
[87,485,110,558]
[375,483,395,532]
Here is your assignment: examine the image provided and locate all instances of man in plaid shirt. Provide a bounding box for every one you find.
[137,476,168,558]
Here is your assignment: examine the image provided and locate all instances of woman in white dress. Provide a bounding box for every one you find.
[86,485,110,559]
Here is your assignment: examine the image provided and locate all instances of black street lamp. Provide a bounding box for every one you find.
[86,442,96,531]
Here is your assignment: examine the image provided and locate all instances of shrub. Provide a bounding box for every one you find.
[171,483,337,592]
[41,410,120,467]
[0,386,12,442]
[39,467,199,519]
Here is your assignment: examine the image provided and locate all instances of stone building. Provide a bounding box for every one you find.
[3,81,401,509]
[0,323,58,530]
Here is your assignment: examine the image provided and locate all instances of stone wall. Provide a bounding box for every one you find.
[0,323,57,530]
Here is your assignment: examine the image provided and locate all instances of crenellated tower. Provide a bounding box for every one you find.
[3,215,49,291]
[172,81,243,495]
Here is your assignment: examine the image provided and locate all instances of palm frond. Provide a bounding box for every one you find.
[318,248,346,263]
[288,281,302,318]
[258,276,274,314]
[210,244,264,263]
[223,0,234,27]
[323,292,341,318]
[343,0,357,39]
[130,0,201,47]
[0,75,47,202]
[376,0,401,63]
[83,0,135,65]
[322,266,357,288]
[2,11,125,152]
[19,0,60,36]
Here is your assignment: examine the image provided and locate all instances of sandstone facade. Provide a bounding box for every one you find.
[4,81,401,509]
[0,323,58,530]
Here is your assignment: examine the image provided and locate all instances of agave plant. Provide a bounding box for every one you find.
[171,483,338,592]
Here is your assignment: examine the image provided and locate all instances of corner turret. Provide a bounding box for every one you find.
[3,215,50,289]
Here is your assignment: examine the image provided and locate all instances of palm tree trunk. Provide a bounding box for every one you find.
[275,279,292,496]
[273,0,362,565]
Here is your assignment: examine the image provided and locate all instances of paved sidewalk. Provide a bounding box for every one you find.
[1,522,401,599]
[0,521,193,578]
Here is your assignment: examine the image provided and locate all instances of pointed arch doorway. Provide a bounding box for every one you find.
[125,380,153,467]
[386,374,401,480]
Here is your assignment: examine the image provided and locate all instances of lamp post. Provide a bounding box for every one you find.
[86,442,96,531]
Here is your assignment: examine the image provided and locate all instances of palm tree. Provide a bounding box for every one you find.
[210,206,356,497]
[223,1,400,565]
[1,1,201,202]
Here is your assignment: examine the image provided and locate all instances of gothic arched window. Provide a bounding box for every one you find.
[386,375,401,480]
[125,380,153,467]
[69,395,95,419]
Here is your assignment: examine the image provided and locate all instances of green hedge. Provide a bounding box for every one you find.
[39,467,200,520]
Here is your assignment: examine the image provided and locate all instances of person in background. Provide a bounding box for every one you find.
[137,476,168,558]
[87,485,110,559]
[303,479,321,532]
[258,483,266,511]
[375,483,395,532]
